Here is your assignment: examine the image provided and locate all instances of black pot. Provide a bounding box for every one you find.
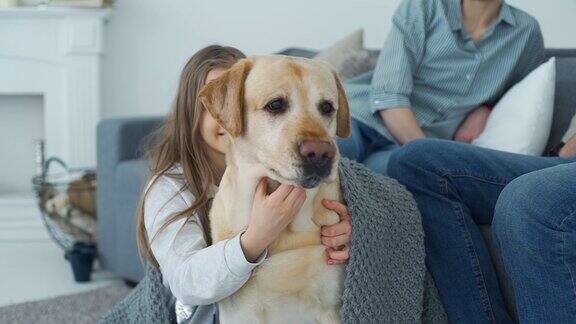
[65,241,96,282]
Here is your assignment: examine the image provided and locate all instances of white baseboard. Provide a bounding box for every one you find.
[0,193,36,207]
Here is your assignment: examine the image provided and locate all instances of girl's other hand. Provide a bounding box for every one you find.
[320,199,351,265]
[241,178,306,262]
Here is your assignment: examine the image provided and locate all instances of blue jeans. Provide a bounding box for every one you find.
[388,139,576,323]
[493,163,576,323]
[337,118,399,175]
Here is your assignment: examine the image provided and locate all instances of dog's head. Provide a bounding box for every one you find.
[199,55,350,189]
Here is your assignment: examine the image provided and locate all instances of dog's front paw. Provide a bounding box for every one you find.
[313,209,340,227]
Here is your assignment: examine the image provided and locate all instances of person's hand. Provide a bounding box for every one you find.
[559,134,576,157]
[241,179,306,262]
[454,105,491,143]
[320,199,351,265]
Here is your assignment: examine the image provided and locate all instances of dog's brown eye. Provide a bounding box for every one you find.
[265,98,287,114]
[319,100,335,115]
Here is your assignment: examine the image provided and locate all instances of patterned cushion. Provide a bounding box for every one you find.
[314,29,364,71]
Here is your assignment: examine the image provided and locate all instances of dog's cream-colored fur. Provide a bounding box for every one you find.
[200,55,350,324]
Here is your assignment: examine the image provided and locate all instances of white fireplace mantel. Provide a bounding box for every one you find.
[0,6,111,168]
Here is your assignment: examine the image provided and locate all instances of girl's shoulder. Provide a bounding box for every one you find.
[143,164,198,237]
[146,164,194,205]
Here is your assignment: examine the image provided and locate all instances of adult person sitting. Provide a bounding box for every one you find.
[388,136,576,323]
[338,0,544,175]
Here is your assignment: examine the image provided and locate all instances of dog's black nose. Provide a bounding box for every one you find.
[298,140,335,188]
[299,140,335,163]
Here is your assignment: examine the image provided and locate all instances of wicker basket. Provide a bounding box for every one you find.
[32,157,97,252]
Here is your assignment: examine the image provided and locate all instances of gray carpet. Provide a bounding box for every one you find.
[0,282,132,324]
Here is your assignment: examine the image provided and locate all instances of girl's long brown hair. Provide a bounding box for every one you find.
[136,45,245,268]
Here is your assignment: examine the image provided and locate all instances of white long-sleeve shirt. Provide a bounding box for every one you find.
[143,166,266,321]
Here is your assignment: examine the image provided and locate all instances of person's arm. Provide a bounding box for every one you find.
[379,108,425,144]
[370,0,427,144]
[146,177,306,306]
[145,177,266,306]
[454,105,492,143]
[514,21,545,83]
[455,21,545,144]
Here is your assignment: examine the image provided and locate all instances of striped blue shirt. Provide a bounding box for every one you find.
[347,0,545,141]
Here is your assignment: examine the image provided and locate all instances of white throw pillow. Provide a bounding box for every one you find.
[472,58,556,155]
[314,29,364,72]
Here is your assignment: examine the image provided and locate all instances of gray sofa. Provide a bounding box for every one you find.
[97,49,576,319]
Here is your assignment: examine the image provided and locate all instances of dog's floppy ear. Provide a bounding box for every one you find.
[199,59,252,137]
[333,72,351,138]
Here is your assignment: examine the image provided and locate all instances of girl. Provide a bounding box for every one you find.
[135,45,352,323]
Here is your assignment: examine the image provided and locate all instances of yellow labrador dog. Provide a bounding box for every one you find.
[199,55,350,324]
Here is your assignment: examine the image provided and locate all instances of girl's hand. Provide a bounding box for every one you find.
[241,179,306,262]
[320,199,351,265]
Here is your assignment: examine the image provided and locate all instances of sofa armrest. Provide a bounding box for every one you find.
[97,117,162,274]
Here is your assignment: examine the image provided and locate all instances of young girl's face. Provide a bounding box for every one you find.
[199,68,228,156]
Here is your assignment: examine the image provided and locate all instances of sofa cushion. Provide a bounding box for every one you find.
[340,50,379,79]
[546,56,576,150]
[314,29,364,72]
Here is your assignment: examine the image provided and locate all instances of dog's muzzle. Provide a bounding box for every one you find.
[297,140,335,188]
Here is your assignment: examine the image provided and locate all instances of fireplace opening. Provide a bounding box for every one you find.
[0,95,45,197]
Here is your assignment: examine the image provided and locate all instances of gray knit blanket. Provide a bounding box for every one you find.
[101,158,447,323]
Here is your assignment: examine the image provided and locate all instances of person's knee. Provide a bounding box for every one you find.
[492,171,554,249]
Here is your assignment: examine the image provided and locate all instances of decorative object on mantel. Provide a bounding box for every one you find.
[0,0,19,8]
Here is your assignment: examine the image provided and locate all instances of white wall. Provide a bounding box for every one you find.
[102,0,576,119]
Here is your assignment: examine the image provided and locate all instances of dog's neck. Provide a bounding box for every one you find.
[221,147,322,233]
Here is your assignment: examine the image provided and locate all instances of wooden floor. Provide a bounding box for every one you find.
[0,194,122,307]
